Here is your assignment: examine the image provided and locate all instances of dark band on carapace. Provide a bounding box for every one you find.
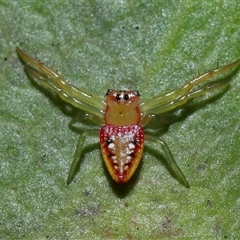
[106,89,140,98]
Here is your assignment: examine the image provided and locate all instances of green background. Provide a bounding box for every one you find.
[1,1,240,239]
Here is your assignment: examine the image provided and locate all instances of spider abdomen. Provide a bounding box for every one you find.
[100,124,144,183]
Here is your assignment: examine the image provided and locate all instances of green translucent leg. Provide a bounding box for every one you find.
[69,113,105,128]
[140,113,155,127]
[141,77,230,117]
[16,47,105,119]
[84,113,105,126]
[145,135,189,188]
[140,58,240,115]
[67,130,99,184]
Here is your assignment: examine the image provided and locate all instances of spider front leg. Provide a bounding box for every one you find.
[145,135,189,187]
[67,130,99,184]
[140,58,240,115]
[16,47,105,119]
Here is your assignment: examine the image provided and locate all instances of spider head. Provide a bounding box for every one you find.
[106,89,140,103]
[104,90,141,126]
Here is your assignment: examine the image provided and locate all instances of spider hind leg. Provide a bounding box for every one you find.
[145,135,189,188]
[67,130,99,184]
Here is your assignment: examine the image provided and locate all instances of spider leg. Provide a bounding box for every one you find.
[141,77,230,118]
[84,113,105,126]
[145,135,189,187]
[16,47,105,119]
[140,58,240,115]
[67,130,99,184]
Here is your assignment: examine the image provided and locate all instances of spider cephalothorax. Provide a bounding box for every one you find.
[17,47,240,187]
[104,89,141,126]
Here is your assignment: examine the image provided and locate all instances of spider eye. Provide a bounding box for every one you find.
[134,90,140,97]
[106,89,113,96]
[116,94,121,101]
[124,94,129,101]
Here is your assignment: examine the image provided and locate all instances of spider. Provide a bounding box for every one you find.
[16,47,240,187]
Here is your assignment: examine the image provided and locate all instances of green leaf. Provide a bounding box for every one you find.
[1,1,240,239]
